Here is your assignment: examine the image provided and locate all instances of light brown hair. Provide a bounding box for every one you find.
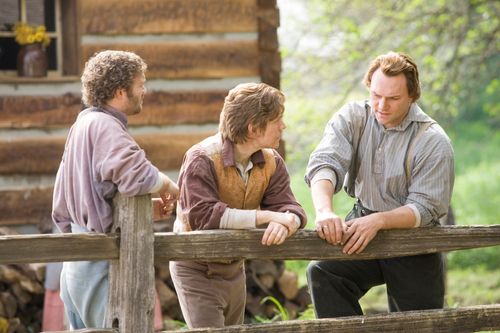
[219,83,285,143]
[81,50,147,107]
[363,52,421,101]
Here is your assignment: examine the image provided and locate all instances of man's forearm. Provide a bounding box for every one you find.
[311,179,335,214]
[377,205,417,229]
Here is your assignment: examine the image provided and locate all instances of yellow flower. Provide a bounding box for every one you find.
[13,22,51,47]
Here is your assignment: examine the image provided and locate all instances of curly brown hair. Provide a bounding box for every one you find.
[81,50,147,107]
[219,83,285,144]
[363,52,421,102]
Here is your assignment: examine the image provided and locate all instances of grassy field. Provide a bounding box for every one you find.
[285,119,500,315]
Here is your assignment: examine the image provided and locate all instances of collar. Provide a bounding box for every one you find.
[221,137,266,168]
[371,102,433,132]
[87,105,128,128]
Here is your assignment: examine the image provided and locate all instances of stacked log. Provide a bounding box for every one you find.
[1,221,311,330]
[0,263,45,333]
[245,259,311,322]
[153,220,312,327]
[0,228,45,333]
[154,259,311,328]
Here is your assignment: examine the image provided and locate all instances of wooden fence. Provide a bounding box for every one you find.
[1,194,500,333]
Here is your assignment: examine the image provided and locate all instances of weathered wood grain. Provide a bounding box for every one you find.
[0,132,213,175]
[0,91,225,129]
[162,305,500,333]
[60,0,81,75]
[81,41,259,79]
[2,226,498,265]
[81,0,257,34]
[154,226,500,262]
[258,0,280,88]
[0,233,118,264]
[106,194,155,332]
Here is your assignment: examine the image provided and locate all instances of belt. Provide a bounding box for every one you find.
[354,199,378,217]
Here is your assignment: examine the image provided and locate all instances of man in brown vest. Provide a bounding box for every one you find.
[170,82,307,328]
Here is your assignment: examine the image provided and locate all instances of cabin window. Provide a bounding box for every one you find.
[0,0,79,79]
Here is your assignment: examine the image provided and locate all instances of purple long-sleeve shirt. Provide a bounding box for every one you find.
[52,106,159,233]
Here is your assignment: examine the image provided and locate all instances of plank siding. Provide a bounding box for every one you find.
[258,1,280,88]
[0,132,214,175]
[0,188,53,227]
[0,91,225,129]
[81,41,259,79]
[81,0,258,34]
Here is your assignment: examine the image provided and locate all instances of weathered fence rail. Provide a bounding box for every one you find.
[2,226,500,264]
[1,194,499,333]
[46,305,500,333]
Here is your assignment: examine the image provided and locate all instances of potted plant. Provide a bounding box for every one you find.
[14,22,51,77]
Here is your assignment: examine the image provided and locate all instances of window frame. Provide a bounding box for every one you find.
[0,0,80,80]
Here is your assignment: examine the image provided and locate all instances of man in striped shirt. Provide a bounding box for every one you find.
[305,52,454,317]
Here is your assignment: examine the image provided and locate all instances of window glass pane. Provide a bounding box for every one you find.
[0,0,20,30]
[0,37,20,70]
[44,0,56,31]
[26,0,45,26]
[47,37,57,70]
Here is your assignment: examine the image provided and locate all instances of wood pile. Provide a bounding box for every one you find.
[0,228,45,333]
[1,222,311,330]
[154,259,311,327]
[153,220,311,327]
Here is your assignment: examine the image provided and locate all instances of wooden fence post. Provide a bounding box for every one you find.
[106,193,155,333]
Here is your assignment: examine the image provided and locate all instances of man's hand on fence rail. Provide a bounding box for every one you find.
[1,226,499,264]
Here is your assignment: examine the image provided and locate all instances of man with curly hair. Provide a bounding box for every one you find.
[52,50,179,329]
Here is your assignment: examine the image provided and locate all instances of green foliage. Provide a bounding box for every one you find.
[279,0,499,320]
[253,296,289,322]
[280,0,500,127]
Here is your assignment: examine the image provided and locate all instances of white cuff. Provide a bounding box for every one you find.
[292,213,301,228]
[406,204,421,228]
[220,208,257,229]
[286,211,301,228]
[311,168,337,189]
[149,172,170,194]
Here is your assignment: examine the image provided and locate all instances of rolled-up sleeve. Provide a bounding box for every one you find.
[406,132,455,226]
[305,102,366,194]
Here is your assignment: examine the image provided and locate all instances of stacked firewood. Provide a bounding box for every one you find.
[0,228,45,333]
[153,221,311,327]
[245,260,311,321]
[0,263,45,333]
[154,259,311,328]
[1,220,311,331]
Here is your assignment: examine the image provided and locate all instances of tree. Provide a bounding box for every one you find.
[281,0,499,127]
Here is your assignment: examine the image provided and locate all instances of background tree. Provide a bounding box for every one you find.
[280,0,499,170]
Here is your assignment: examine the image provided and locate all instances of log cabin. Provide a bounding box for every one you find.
[0,0,281,233]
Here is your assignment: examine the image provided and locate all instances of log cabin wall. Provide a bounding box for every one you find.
[0,0,281,233]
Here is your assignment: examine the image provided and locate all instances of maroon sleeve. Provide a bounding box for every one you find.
[178,150,227,230]
[260,151,308,227]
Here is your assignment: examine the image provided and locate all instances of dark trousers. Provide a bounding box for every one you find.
[307,202,445,318]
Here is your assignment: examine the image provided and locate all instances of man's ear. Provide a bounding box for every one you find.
[114,88,126,100]
[247,123,257,138]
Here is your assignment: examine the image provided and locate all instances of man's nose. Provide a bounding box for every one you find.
[379,98,386,110]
